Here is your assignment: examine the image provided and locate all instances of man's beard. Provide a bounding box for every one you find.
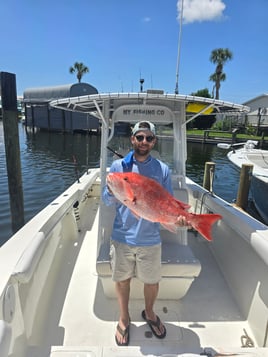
[134,147,150,156]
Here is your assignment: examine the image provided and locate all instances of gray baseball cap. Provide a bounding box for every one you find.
[132,121,156,136]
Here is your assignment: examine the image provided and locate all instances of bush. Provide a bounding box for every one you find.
[245,125,256,136]
[212,118,232,131]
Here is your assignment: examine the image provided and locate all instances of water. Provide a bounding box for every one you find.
[0,122,101,245]
[0,121,246,246]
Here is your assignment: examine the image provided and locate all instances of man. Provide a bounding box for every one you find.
[102,121,189,346]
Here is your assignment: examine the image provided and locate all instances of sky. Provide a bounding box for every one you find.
[0,0,267,104]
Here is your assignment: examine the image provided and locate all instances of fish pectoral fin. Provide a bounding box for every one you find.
[125,185,136,202]
[161,223,178,233]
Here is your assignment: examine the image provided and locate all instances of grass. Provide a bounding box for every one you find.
[186,129,265,141]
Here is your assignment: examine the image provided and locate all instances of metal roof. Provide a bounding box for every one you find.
[23,83,98,103]
[50,92,250,121]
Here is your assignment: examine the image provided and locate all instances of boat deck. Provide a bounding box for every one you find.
[24,201,264,357]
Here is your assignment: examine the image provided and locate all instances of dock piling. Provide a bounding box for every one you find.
[1,72,24,233]
[203,162,215,192]
[235,164,254,210]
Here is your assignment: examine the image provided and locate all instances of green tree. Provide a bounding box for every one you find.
[191,88,212,98]
[209,48,233,99]
[69,62,89,83]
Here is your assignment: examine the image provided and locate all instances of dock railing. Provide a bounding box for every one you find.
[203,128,239,144]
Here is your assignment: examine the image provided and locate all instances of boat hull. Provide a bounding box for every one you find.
[227,145,268,225]
[251,175,268,224]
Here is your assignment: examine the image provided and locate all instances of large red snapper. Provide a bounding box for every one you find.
[106,172,222,241]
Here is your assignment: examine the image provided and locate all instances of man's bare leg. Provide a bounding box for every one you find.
[144,283,166,336]
[115,278,131,344]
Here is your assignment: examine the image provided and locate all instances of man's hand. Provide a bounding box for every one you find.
[175,215,192,228]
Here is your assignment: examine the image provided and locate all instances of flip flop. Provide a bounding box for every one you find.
[142,310,166,339]
[115,323,130,346]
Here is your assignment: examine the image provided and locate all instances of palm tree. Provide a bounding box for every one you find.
[69,62,89,83]
[209,48,233,99]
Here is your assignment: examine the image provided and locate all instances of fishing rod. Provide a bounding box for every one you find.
[107,146,124,158]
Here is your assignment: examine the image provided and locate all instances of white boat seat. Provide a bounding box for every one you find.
[96,234,201,278]
[161,231,201,277]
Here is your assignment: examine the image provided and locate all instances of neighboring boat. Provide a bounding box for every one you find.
[1,92,268,357]
[226,140,268,225]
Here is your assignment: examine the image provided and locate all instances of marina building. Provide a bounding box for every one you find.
[243,94,268,130]
[23,83,99,133]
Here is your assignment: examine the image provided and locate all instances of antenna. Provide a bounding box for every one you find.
[175,0,184,94]
[140,78,144,92]
[139,70,144,92]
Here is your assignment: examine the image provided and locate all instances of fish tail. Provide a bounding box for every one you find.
[191,214,222,241]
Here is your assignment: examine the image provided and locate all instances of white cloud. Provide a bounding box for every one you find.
[177,0,226,24]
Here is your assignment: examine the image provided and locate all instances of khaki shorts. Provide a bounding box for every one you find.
[110,240,162,284]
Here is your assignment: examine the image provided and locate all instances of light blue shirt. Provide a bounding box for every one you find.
[102,152,173,246]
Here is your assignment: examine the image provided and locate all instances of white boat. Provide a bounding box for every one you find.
[1,92,268,357]
[226,140,268,224]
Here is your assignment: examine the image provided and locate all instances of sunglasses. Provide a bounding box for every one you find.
[135,135,155,143]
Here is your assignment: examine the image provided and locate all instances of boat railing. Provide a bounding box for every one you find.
[186,178,268,267]
[0,169,101,354]
[11,232,46,284]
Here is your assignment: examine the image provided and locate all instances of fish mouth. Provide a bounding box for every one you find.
[106,175,114,192]
[106,175,113,184]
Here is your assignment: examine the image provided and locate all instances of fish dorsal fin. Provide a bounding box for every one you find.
[174,198,191,210]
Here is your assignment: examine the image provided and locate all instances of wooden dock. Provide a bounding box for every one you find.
[187,130,268,148]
